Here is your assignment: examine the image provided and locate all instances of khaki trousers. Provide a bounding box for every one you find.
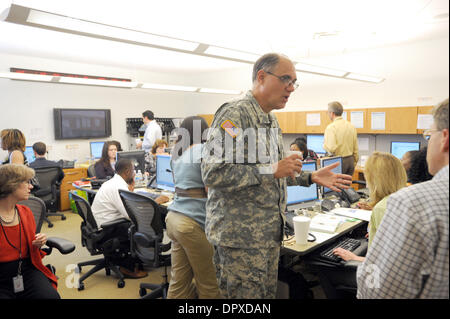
[165,211,221,299]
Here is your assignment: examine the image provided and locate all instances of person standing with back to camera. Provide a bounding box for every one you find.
[201,52,353,299]
[165,116,221,299]
[323,101,359,176]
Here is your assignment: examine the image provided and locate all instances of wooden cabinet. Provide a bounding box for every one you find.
[367,107,418,134]
[416,106,434,134]
[198,114,215,127]
[59,167,87,211]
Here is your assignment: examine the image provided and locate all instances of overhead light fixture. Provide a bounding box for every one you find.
[199,88,242,95]
[345,73,384,83]
[1,4,385,83]
[4,4,199,52]
[141,83,198,92]
[203,46,261,63]
[0,71,54,82]
[295,63,348,77]
[59,76,138,88]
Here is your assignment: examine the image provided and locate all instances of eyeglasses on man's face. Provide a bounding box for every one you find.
[423,128,440,141]
[265,71,299,90]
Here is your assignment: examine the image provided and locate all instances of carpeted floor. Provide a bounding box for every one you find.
[42,211,170,299]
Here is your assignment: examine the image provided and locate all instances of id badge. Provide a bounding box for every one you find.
[13,275,24,293]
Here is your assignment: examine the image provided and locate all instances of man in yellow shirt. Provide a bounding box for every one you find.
[323,101,359,176]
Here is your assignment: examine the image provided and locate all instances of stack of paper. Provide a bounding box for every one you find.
[331,207,372,222]
[309,214,346,234]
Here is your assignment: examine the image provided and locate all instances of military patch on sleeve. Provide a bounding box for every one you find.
[221,120,240,138]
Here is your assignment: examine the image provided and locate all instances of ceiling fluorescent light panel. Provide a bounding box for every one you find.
[199,88,242,95]
[345,73,384,83]
[26,9,199,51]
[141,83,198,92]
[0,72,54,82]
[59,77,137,87]
[295,63,347,77]
[204,46,261,62]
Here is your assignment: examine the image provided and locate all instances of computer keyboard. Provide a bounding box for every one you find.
[319,237,361,264]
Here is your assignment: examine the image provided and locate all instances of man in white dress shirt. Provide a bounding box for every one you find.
[357,98,449,299]
[136,110,162,153]
[92,158,168,278]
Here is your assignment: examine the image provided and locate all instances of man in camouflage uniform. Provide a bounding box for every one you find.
[201,53,353,299]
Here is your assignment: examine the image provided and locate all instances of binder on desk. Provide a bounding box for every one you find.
[331,207,372,222]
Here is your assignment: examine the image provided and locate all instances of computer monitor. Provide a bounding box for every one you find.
[155,154,175,192]
[24,146,35,164]
[90,141,105,159]
[320,156,343,194]
[390,141,420,159]
[306,135,326,156]
[286,161,318,206]
[116,150,145,175]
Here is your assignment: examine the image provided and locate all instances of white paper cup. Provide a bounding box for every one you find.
[285,150,303,177]
[293,215,311,245]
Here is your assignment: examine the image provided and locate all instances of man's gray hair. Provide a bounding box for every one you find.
[432,98,449,131]
[328,101,344,116]
[252,53,281,83]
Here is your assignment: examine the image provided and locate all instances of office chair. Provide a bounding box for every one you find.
[18,196,75,275]
[87,164,96,178]
[70,191,130,290]
[119,189,171,299]
[32,166,66,228]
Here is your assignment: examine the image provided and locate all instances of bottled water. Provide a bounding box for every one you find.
[135,170,144,187]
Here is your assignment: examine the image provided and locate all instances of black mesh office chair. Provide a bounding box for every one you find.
[119,189,171,299]
[18,196,75,274]
[70,191,130,290]
[87,164,96,178]
[32,166,66,228]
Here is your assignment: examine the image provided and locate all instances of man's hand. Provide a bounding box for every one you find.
[311,162,352,192]
[273,154,303,180]
[155,195,170,204]
[128,181,135,192]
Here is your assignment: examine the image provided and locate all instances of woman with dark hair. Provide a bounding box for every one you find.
[290,138,318,161]
[165,116,221,299]
[94,141,118,179]
[406,147,433,184]
[0,164,60,299]
[1,129,27,165]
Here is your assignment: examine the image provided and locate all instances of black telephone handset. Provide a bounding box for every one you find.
[340,187,361,205]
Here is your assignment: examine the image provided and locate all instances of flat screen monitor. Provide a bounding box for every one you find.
[320,156,343,194]
[116,150,145,175]
[90,141,105,159]
[155,154,175,192]
[54,108,111,140]
[286,161,318,205]
[390,141,420,159]
[307,135,326,155]
[24,146,35,164]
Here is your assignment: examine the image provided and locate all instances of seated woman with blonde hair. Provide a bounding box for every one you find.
[318,152,407,298]
[0,164,60,299]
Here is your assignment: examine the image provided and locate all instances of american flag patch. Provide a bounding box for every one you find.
[221,120,239,138]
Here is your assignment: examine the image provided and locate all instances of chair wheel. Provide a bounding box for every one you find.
[118,280,125,288]
[78,282,85,291]
[61,215,66,220]
[48,223,54,228]
[139,288,147,297]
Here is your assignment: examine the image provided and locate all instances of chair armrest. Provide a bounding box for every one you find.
[44,237,76,255]
[133,232,154,248]
[161,242,171,252]
[343,260,362,270]
[100,218,130,230]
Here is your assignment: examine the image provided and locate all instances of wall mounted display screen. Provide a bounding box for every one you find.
[54,108,111,139]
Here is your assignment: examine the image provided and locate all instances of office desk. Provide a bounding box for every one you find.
[71,183,174,207]
[282,213,367,257]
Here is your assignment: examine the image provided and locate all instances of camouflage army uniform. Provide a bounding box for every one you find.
[201,91,313,299]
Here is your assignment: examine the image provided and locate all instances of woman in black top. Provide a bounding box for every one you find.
[94,141,118,179]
